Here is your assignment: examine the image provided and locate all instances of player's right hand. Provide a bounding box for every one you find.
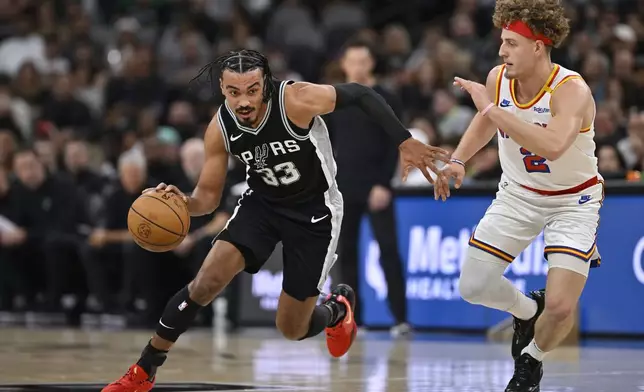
[434,162,465,201]
[399,138,450,184]
[143,182,188,204]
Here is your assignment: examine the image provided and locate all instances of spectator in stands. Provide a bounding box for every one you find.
[10,147,89,312]
[41,73,93,134]
[64,138,106,222]
[166,100,199,141]
[0,130,18,171]
[598,144,627,180]
[84,150,149,315]
[618,111,644,171]
[0,12,44,77]
[432,88,476,140]
[0,166,19,310]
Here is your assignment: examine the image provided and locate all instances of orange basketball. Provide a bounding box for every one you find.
[127,190,191,252]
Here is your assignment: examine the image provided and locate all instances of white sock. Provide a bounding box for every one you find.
[521,339,546,361]
[506,291,538,320]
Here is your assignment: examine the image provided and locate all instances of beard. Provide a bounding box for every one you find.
[236,107,256,126]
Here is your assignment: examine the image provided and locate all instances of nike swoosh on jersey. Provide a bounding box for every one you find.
[311,214,329,223]
[230,134,243,141]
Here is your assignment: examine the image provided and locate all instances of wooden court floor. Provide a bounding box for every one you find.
[0,327,643,391]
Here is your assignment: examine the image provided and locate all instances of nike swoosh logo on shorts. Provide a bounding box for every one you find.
[231,134,243,141]
[311,214,329,223]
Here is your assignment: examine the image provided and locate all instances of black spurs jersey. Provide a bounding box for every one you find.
[216,80,338,204]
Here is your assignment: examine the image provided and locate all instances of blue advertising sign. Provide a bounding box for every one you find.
[358,195,644,334]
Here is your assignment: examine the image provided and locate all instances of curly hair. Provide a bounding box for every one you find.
[493,0,570,48]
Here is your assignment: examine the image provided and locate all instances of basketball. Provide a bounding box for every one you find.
[127,190,191,252]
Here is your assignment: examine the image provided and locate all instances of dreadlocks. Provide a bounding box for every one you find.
[191,49,276,102]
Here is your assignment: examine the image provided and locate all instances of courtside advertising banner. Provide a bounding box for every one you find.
[358,194,644,334]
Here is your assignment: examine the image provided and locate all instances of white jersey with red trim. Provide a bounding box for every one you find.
[494,63,600,191]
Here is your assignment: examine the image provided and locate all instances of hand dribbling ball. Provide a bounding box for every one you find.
[127,190,190,252]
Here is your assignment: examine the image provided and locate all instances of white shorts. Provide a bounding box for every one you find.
[469,177,604,277]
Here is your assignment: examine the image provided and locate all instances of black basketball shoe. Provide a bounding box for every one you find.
[511,289,546,360]
[505,353,543,392]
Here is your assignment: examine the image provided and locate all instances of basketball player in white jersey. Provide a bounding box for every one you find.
[436,1,602,391]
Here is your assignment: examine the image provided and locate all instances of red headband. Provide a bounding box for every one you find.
[504,20,553,46]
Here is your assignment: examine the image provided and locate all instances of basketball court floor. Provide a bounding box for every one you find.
[0,327,643,391]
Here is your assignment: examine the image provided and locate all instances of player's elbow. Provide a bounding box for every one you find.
[543,148,564,162]
[544,142,571,161]
[200,198,220,216]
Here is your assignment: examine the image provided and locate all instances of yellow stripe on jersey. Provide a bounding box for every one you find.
[510,64,560,109]
[495,64,506,106]
[551,75,583,95]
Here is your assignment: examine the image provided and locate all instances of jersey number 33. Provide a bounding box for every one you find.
[256,161,301,187]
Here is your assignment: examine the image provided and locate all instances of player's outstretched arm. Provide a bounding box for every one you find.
[187,115,230,216]
[285,82,450,184]
[451,66,502,164]
[485,79,589,161]
[432,66,500,202]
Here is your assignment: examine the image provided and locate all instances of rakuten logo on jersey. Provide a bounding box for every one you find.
[364,225,548,301]
[633,236,644,285]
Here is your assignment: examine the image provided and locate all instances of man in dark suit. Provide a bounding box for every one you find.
[326,40,409,336]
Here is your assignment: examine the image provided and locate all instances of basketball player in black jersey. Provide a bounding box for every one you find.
[103,50,449,392]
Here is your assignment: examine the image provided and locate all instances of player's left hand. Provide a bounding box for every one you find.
[399,138,450,184]
[453,77,492,112]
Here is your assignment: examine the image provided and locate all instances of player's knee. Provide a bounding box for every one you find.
[544,294,576,323]
[189,272,228,305]
[458,260,488,304]
[458,272,487,304]
[275,317,307,341]
[458,248,507,304]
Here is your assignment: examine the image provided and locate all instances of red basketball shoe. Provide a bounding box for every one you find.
[324,284,358,358]
[102,364,155,392]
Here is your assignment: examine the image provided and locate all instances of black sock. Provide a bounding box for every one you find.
[326,297,347,327]
[297,299,349,341]
[137,340,168,379]
[298,305,333,340]
[155,285,204,343]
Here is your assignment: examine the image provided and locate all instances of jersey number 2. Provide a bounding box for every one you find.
[256,161,301,187]
[520,147,550,173]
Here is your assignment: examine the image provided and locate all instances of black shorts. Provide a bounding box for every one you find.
[214,188,343,301]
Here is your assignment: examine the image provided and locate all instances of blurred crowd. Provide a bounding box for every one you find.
[0,0,643,324]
